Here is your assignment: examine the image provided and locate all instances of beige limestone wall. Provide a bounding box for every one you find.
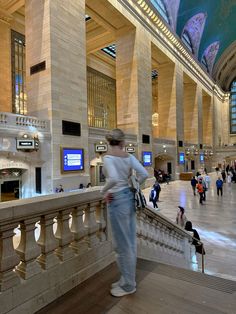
[25,0,89,190]
[116,27,152,160]
[0,20,11,112]
[202,93,213,146]
[183,82,198,143]
[158,62,177,140]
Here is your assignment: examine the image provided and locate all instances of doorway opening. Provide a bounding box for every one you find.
[1,180,20,202]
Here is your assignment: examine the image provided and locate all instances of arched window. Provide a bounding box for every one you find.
[182,30,194,53]
[230,80,236,134]
[202,55,209,73]
[150,0,170,24]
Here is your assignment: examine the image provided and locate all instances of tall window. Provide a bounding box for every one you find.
[230,80,236,134]
[202,55,209,73]
[182,30,194,54]
[87,67,116,130]
[11,30,27,115]
[150,0,170,24]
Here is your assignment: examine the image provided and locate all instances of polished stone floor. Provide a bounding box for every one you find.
[143,172,236,281]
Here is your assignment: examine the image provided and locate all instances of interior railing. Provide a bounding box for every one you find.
[0,188,201,314]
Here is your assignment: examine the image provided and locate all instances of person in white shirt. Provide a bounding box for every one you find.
[101,128,148,297]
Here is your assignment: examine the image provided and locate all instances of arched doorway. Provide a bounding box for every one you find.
[154,154,174,180]
[0,168,24,202]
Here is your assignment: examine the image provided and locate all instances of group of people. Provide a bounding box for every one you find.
[154,168,171,184]
[191,172,224,204]
[55,182,92,193]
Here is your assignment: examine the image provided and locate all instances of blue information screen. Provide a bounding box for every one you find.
[179,152,185,164]
[142,151,152,166]
[62,148,84,172]
[200,153,204,163]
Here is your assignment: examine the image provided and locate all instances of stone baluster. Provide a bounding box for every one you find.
[55,209,74,261]
[0,223,20,291]
[70,206,88,254]
[84,202,99,247]
[15,218,42,279]
[176,234,183,254]
[37,213,60,269]
[95,201,107,242]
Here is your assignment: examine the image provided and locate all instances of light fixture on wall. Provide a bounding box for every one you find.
[152,112,159,126]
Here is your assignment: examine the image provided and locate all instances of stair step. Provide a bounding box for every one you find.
[137,259,236,294]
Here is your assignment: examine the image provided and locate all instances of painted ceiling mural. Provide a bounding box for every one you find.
[148,0,236,77]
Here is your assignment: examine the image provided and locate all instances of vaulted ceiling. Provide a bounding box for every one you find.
[151,0,236,91]
[177,0,236,65]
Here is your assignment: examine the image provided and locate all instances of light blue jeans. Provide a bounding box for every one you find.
[108,188,136,292]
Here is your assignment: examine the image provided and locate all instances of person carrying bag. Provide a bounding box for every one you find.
[101,128,148,297]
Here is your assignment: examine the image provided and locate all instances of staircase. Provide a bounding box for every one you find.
[37,259,236,314]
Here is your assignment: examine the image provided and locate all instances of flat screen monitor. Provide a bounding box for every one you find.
[200,153,204,163]
[142,151,152,166]
[61,147,84,172]
[179,152,185,164]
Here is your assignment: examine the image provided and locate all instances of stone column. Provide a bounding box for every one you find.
[196,86,203,171]
[184,82,198,143]
[158,62,177,141]
[175,63,184,174]
[0,19,11,112]
[116,27,152,165]
[203,93,213,146]
[25,0,89,191]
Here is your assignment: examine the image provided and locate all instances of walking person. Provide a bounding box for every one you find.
[101,128,148,297]
[216,177,223,196]
[154,181,161,201]
[196,179,204,204]
[149,185,158,209]
[176,206,187,228]
[191,176,198,196]
[204,173,211,190]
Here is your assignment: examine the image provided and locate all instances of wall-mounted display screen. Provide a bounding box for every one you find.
[200,153,204,163]
[142,151,152,166]
[179,152,185,164]
[61,148,84,172]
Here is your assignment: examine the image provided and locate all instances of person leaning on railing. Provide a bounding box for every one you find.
[101,128,148,298]
[185,221,205,255]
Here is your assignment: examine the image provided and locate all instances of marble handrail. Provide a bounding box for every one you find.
[0,111,50,132]
[0,188,107,292]
[0,189,194,313]
[136,205,193,268]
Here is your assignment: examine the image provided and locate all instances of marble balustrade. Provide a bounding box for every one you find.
[0,188,193,313]
[136,206,193,269]
[0,111,49,131]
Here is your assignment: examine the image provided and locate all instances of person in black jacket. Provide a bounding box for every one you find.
[190,176,198,196]
[185,221,205,255]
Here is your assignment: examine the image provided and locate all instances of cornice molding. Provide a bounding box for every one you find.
[0,7,12,23]
[117,0,226,101]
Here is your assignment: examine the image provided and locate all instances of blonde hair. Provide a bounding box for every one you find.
[105,128,125,145]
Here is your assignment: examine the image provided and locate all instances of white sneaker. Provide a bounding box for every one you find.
[110,286,136,297]
[111,280,121,288]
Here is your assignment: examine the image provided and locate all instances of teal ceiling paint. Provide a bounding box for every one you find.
[177,0,236,63]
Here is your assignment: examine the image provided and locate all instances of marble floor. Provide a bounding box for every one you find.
[143,172,236,281]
